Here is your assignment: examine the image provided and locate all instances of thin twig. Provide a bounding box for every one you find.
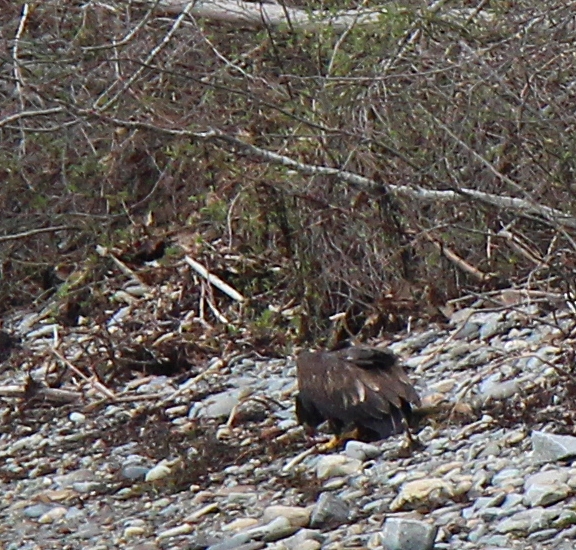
[0,225,75,243]
[12,3,30,157]
[424,233,493,282]
[95,2,195,111]
[96,246,151,288]
[51,349,117,400]
[282,446,317,472]
[161,357,227,404]
[0,108,64,129]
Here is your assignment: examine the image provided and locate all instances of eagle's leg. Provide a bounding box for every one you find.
[317,426,360,452]
[317,435,342,452]
[398,427,425,456]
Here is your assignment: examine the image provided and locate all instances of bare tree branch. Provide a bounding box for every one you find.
[78,112,576,230]
[0,225,75,243]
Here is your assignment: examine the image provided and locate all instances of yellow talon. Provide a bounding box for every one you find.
[318,435,342,452]
[317,428,361,452]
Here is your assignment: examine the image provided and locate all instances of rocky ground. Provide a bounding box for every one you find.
[1,276,576,550]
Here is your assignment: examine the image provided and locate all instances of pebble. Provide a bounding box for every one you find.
[38,506,67,524]
[122,464,150,480]
[124,525,147,537]
[207,534,260,550]
[223,518,260,532]
[523,470,570,507]
[23,503,54,518]
[4,287,576,550]
[156,523,193,539]
[531,431,576,462]
[496,507,561,534]
[310,493,350,528]
[344,441,381,461]
[279,528,325,549]
[390,478,455,511]
[242,516,299,542]
[69,411,86,424]
[315,455,363,479]
[382,517,438,550]
[191,387,254,419]
[262,505,311,528]
[453,321,481,341]
[145,460,173,482]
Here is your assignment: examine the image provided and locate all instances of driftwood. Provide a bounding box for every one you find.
[0,384,81,403]
[143,0,389,31]
[139,0,491,32]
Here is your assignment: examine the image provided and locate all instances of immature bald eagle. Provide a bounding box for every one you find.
[295,346,421,446]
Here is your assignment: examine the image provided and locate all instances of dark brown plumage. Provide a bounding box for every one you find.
[295,346,421,443]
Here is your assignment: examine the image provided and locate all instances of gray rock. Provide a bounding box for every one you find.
[23,503,54,518]
[191,387,253,419]
[478,313,506,340]
[478,507,511,521]
[72,480,106,493]
[466,522,487,542]
[527,528,557,541]
[397,330,439,351]
[207,533,256,550]
[278,529,325,550]
[501,493,524,510]
[491,468,523,488]
[344,441,381,461]
[380,517,438,550]
[215,543,265,550]
[69,411,86,424]
[261,505,311,528]
[477,534,513,547]
[553,540,576,550]
[495,507,560,534]
[474,493,506,510]
[259,516,300,542]
[188,535,220,549]
[449,307,475,325]
[403,353,439,370]
[531,431,576,462]
[452,321,481,341]
[523,470,570,507]
[121,464,150,480]
[362,498,388,514]
[482,379,521,402]
[52,468,98,489]
[447,342,474,358]
[524,346,561,371]
[553,509,576,529]
[310,493,350,528]
[478,371,522,401]
[478,441,502,458]
[390,478,455,511]
[315,455,363,479]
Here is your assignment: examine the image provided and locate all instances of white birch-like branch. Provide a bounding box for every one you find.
[213,133,576,230]
[137,0,492,32]
[184,255,246,302]
[143,0,388,31]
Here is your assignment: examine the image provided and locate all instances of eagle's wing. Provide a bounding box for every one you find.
[338,347,421,409]
[296,347,420,439]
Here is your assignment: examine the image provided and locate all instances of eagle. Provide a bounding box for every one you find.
[295,346,421,449]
